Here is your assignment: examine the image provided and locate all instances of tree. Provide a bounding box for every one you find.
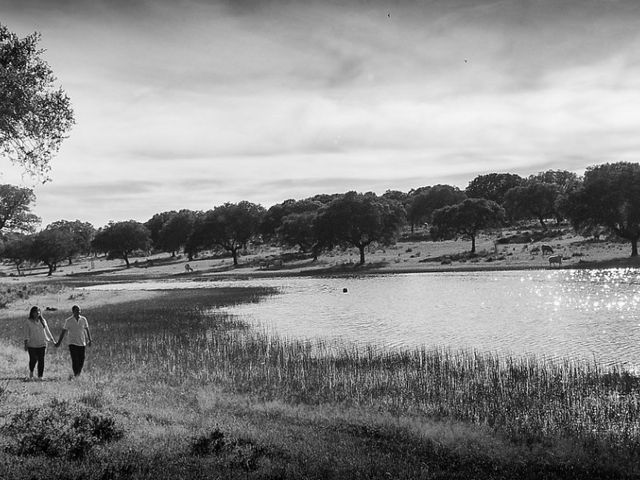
[0,184,40,232]
[565,162,640,257]
[430,198,504,253]
[502,182,559,228]
[277,211,319,254]
[261,198,322,241]
[529,169,580,193]
[315,191,405,264]
[0,24,74,178]
[157,209,197,256]
[407,185,466,231]
[30,228,73,275]
[145,211,176,249]
[1,232,33,275]
[189,201,265,266]
[46,219,95,264]
[382,189,409,204]
[92,220,151,268]
[465,173,524,205]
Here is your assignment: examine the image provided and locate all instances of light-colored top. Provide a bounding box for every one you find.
[24,318,54,348]
[62,315,89,346]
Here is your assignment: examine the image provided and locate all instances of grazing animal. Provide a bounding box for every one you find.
[548,255,562,267]
[185,263,194,273]
[541,244,554,255]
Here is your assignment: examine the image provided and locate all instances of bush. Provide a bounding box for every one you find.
[191,428,226,456]
[1,398,124,459]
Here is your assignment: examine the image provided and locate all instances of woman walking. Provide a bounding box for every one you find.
[24,306,55,381]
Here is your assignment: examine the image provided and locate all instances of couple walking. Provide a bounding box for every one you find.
[24,305,93,381]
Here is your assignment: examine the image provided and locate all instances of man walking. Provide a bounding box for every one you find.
[55,305,93,378]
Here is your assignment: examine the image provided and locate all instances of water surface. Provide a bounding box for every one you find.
[83,269,640,366]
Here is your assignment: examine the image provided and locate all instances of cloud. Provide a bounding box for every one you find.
[4,0,640,227]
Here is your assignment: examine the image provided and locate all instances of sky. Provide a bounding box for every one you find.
[2,0,640,228]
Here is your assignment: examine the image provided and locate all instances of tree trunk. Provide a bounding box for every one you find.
[47,263,54,276]
[232,248,239,266]
[359,245,366,264]
[471,235,476,253]
[631,237,638,257]
[123,253,130,268]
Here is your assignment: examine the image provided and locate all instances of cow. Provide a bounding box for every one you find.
[541,244,554,255]
[548,255,562,267]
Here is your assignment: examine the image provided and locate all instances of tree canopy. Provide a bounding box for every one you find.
[315,191,405,264]
[431,198,504,253]
[565,162,640,256]
[503,182,559,228]
[189,201,265,265]
[0,184,40,233]
[157,209,197,256]
[92,220,151,268]
[0,24,74,178]
[46,219,95,263]
[0,232,33,275]
[30,227,73,275]
[407,184,466,231]
[465,173,524,205]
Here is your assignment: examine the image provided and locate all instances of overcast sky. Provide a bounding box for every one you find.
[2,0,640,228]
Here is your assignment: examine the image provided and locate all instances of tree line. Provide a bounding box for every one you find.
[1,161,639,275]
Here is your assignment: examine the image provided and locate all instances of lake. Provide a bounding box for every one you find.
[83,268,640,367]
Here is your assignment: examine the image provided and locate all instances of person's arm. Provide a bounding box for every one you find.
[55,329,67,348]
[41,317,55,343]
[85,325,92,346]
[24,323,29,351]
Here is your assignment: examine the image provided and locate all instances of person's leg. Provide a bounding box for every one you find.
[36,347,45,378]
[27,347,37,379]
[69,345,80,376]
[75,346,86,375]
[69,345,86,376]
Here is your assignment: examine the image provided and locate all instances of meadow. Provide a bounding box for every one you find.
[1,285,640,479]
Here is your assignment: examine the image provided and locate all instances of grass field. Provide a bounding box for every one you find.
[1,285,640,479]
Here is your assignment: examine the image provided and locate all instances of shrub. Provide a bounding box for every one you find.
[190,428,226,456]
[1,398,124,459]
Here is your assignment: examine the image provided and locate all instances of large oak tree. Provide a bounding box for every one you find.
[431,198,504,253]
[189,201,265,266]
[92,220,151,268]
[315,191,405,264]
[565,162,640,257]
[1,24,74,178]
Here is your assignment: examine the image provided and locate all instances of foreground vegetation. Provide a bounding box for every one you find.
[1,287,639,479]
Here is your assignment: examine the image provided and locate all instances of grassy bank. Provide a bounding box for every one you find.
[1,287,639,479]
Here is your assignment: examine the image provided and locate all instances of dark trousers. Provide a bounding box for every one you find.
[69,345,86,376]
[28,347,46,378]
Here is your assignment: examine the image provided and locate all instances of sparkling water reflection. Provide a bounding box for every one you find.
[83,269,640,366]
